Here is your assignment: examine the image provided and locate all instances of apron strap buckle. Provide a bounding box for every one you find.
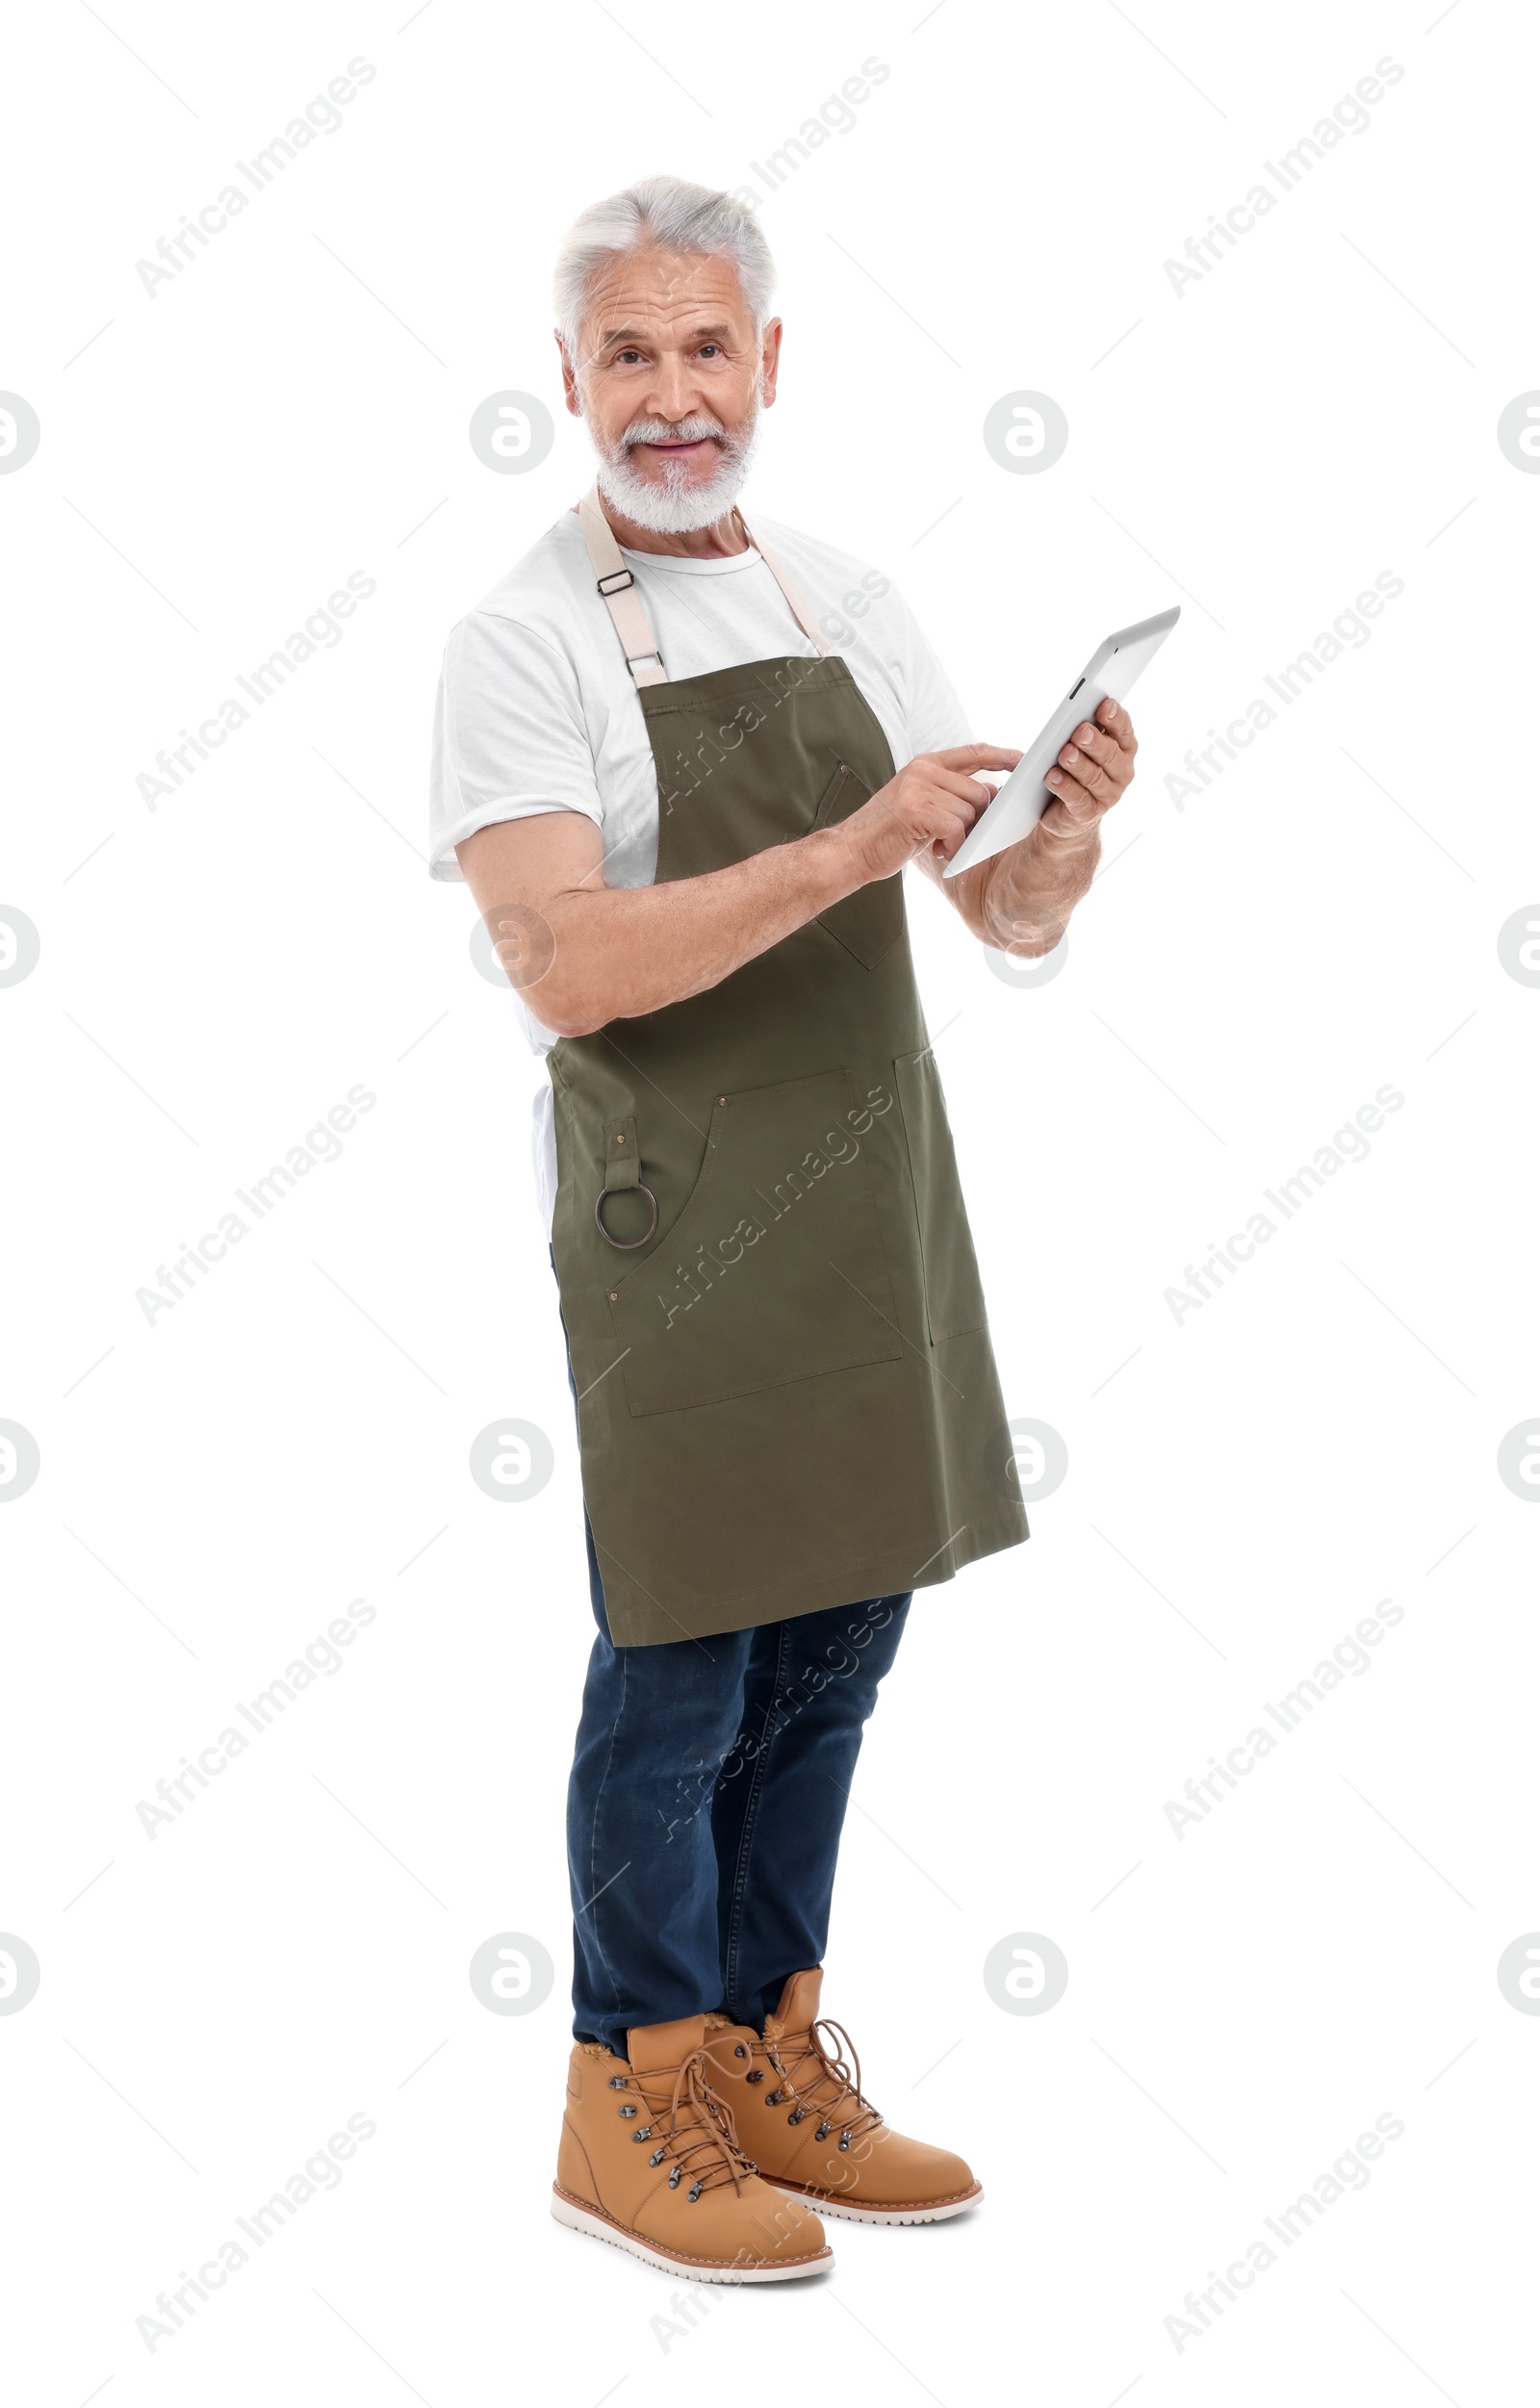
[576,479,834,689]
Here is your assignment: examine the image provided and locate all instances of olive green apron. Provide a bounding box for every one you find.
[547,485,1029,1646]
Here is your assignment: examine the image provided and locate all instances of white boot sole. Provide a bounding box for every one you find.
[771,2182,985,2225]
[550,2186,833,2281]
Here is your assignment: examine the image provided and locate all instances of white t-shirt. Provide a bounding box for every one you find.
[428,506,971,1231]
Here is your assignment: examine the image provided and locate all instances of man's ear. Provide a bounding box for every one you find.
[758,316,783,409]
[556,332,582,418]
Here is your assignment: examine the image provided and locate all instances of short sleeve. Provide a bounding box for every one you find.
[428,610,603,883]
[883,581,972,758]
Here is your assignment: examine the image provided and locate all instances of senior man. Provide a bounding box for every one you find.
[430,175,1138,2282]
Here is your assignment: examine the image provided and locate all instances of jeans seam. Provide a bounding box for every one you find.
[721,1619,793,2018]
[584,1642,629,2034]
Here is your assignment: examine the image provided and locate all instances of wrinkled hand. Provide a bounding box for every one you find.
[951,697,1141,958]
[829,741,1021,885]
[1039,698,1139,842]
[835,744,1023,885]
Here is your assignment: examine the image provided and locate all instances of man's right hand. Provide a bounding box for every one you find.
[834,745,1023,886]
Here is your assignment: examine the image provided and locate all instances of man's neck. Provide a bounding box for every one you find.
[596,497,751,560]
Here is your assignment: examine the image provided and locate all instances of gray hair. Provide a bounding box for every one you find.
[552,174,776,362]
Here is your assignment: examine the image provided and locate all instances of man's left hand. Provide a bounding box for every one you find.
[936,695,1141,956]
[1040,696,1139,836]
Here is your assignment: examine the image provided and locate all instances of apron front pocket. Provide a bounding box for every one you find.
[894,1046,990,1345]
[812,758,903,970]
[607,1067,905,1417]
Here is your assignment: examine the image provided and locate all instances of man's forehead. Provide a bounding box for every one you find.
[581,246,751,338]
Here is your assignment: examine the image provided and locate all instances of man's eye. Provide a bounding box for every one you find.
[698,345,721,359]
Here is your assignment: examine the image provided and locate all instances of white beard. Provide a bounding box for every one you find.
[591,397,763,534]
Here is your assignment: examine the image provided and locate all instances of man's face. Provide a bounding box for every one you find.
[559,246,781,531]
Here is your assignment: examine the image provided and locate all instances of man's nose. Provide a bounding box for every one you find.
[647,361,703,426]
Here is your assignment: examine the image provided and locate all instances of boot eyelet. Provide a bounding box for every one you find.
[668,2168,681,2189]
[631,2126,653,2143]
[618,2104,637,2118]
[746,2069,764,2085]
[607,2075,627,2089]
[815,2123,832,2141]
[687,2183,703,2203]
[788,2107,807,2125]
[733,2043,747,2059]
[838,2133,851,2151]
[649,2148,666,2167]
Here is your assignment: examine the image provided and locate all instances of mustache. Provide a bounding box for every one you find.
[621,414,729,448]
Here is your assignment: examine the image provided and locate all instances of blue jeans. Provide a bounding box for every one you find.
[553,1254,911,2053]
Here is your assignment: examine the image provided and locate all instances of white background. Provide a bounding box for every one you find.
[3,0,1536,2401]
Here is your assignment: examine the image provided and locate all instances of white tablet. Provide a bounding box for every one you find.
[942,605,1180,878]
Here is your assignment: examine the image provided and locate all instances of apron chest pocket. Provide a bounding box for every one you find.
[607,1067,905,1417]
[894,1047,990,1345]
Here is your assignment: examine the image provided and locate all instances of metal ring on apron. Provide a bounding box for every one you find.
[595,1182,658,1248]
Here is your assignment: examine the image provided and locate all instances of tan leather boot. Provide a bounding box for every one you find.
[552,2012,833,2280]
[703,1968,983,2224]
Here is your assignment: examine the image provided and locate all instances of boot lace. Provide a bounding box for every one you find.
[766,2016,885,2149]
[615,2046,752,2200]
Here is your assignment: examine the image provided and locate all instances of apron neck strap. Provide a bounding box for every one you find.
[576,480,834,690]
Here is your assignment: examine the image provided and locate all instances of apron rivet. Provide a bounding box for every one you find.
[608,1291,618,1303]
[717,1095,728,1106]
